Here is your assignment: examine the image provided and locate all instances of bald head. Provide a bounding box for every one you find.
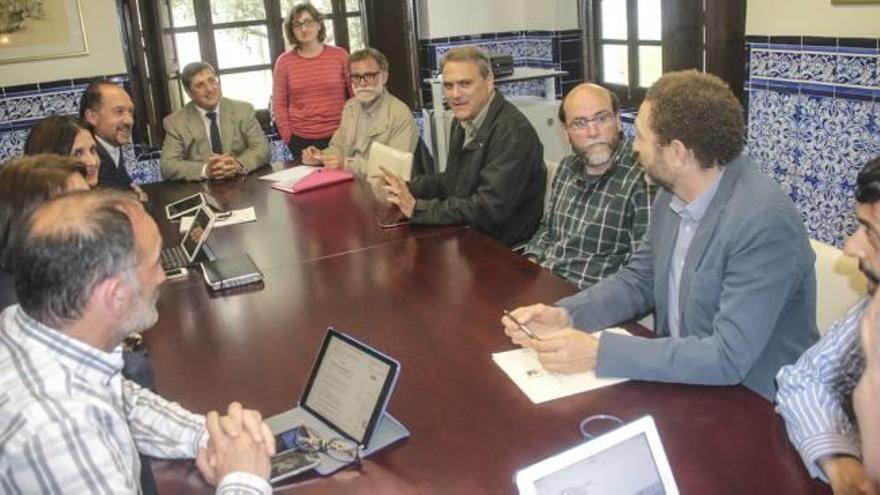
[559,83,619,124]
[15,191,146,327]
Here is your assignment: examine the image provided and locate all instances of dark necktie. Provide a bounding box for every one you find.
[207,111,222,154]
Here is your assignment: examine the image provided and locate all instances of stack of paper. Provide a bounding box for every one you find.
[492,327,631,404]
[260,165,354,194]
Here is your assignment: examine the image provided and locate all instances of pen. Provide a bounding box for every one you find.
[503,309,540,340]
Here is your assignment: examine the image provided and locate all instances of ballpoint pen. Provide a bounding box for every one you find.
[503,309,541,340]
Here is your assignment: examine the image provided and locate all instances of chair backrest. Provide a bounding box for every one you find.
[544,160,559,214]
[811,239,868,334]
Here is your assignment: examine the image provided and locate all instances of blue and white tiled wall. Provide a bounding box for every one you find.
[417,30,583,107]
[745,36,880,247]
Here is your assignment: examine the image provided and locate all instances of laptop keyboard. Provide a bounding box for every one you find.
[161,246,189,271]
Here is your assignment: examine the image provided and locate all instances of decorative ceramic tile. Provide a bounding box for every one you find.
[835,54,877,87]
[799,52,836,84]
[0,129,28,162]
[270,137,293,162]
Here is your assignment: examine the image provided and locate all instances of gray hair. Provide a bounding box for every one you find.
[440,46,492,78]
[349,47,389,72]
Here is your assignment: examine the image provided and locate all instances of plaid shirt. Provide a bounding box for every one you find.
[524,139,653,289]
[0,306,270,495]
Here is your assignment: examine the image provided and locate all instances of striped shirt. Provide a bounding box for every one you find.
[272,45,350,142]
[523,139,653,289]
[0,306,270,494]
[775,297,868,481]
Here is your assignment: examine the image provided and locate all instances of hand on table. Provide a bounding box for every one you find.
[322,153,345,169]
[818,455,878,495]
[206,154,243,180]
[301,146,322,165]
[196,402,275,486]
[380,166,415,218]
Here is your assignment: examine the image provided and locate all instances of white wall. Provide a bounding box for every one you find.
[747,0,880,37]
[417,0,579,39]
[0,0,126,87]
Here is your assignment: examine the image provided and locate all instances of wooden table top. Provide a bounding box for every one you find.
[143,168,829,494]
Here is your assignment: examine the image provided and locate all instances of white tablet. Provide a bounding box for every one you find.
[515,415,679,495]
[165,192,206,220]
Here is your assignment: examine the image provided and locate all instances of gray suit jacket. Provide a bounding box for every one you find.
[557,155,818,400]
[161,98,270,181]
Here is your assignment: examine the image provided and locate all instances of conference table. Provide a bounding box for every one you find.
[143,165,830,494]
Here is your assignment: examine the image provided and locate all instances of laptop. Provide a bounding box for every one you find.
[161,206,216,272]
[515,415,679,495]
[266,327,410,476]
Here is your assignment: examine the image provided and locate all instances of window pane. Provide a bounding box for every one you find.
[602,44,629,85]
[171,0,196,27]
[323,20,336,46]
[346,0,361,12]
[214,26,271,69]
[175,32,201,72]
[638,45,662,87]
[220,70,273,109]
[280,0,333,17]
[601,0,627,40]
[212,0,266,23]
[637,0,661,40]
[347,17,364,51]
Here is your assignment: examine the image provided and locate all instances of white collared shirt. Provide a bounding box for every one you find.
[96,135,122,168]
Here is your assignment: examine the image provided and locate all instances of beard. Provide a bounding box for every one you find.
[574,136,619,169]
[355,87,381,104]
[117,278,159,340]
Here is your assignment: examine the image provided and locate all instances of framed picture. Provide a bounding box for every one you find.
[831,0,880,3]
[0,0,88,64]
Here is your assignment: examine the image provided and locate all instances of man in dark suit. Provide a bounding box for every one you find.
[160,61,269,181]
[79,81,147,201]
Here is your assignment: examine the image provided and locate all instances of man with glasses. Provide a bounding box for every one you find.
[302,48,417,174]
[503,70,817,400]
[380,46,545,247]
[522,83,653,289]
[776,156,880,494]
[161,61,270,181]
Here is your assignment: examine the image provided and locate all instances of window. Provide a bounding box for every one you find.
[592,0,662,105]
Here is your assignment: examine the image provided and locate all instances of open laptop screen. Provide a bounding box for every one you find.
[182,207,213,262]
[301,329,399,446]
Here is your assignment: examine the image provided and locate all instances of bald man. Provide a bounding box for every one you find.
[522,83,654,289]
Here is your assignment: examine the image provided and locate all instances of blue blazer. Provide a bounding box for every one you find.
[557,155,819,400]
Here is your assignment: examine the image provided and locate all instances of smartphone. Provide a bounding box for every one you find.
[269,448,320,483]
[164,267,189,279]
[378,207,409,229]
[165,193,206,220]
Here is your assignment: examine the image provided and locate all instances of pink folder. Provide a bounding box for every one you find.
[271,168,355,194]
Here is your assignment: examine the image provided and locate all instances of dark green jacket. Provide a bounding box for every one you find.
[409,93,545,246]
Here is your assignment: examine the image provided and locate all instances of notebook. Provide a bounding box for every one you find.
[515,416,679,495]
[366,141,414,180]
[271,168,355,194]
[200,254,263,291]
[265,328,409,476]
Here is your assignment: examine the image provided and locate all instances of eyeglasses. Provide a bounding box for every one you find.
[287,424,361,464]
[565,111,616,131]
[292,19,318,31]
[350,72,381,84]
[192,77,219,91]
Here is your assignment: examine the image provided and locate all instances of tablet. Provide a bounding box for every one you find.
[515,416,678,495]
[299,328,401,448]
[165,192,206,220]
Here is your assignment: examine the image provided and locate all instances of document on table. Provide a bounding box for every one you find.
[179,207,257,233]
[492,327,631,404]
[259,165,319,182]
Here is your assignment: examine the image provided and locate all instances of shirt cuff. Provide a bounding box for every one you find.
[201,163,209,179]
[216,471,272,495]
[802,434,862,481]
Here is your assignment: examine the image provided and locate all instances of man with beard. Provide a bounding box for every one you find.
[522,83,653,289]
[502,70,817,400]
[0,191,275,493]
[79,81,148,200]
[777,156,880,495]
[161,61,270,181]
[302,48,417,174]
[380,46,545,247]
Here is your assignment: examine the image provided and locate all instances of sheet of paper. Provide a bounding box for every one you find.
[259,165,318,182]
[179,207,257,233]
[367,141,413,180]
[492,327,631,404]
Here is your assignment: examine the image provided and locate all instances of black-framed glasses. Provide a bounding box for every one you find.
[288,424,361,464]
[292,19,318,31]
[350,72,381,84]
[565,111,616,131]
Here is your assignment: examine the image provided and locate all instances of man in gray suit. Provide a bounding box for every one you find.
[502,70,818,400]
[161,61,270,181]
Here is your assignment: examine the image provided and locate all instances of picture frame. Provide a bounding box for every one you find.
[0,0,88,64]
[831,0,880,4]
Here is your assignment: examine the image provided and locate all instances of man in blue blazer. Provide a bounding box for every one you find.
[502,70,818,400]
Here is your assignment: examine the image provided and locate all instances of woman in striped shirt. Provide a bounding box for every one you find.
[273,3,351,161]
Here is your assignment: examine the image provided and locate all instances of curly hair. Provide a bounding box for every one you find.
[644,70,744,168]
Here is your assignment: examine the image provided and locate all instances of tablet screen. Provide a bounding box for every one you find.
[167,193,204,218]
[182,207,212,260]
[301,331,397,445]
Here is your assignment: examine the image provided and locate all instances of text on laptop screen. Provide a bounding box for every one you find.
[183,208,211,259]
[304,335,393,443]
[534,433,665,495]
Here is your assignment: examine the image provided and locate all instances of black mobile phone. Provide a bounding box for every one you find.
[269,448,320,483]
